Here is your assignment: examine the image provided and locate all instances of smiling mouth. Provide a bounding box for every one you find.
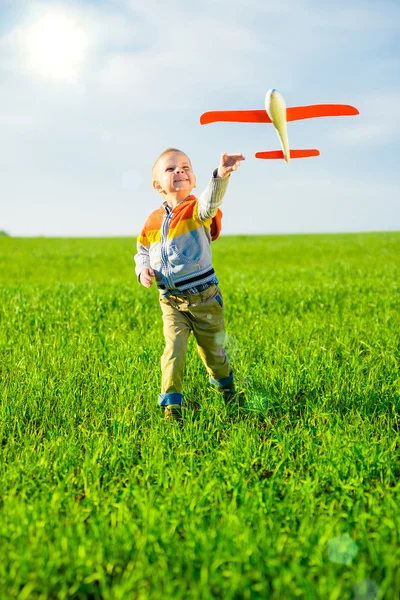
[174,179,189,183]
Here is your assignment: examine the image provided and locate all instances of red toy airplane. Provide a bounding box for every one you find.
[200,89,359,163]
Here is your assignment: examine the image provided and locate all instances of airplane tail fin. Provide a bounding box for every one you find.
[255,149,320,160]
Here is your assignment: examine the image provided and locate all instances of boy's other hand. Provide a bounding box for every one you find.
[140,267,158,288]
[217,152,246,178]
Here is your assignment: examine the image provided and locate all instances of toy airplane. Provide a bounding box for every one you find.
[200,89,359,163]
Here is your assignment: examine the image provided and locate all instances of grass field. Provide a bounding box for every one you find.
[0,232,399,599]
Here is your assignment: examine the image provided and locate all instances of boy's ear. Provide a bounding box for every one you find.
[153,180,164,195]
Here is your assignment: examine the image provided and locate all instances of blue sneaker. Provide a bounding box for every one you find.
[220,385,236,404]
[163,405,183,421]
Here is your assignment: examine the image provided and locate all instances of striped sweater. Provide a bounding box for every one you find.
[134,172,230,297]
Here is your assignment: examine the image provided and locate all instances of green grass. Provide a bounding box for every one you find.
[0,232,399,599]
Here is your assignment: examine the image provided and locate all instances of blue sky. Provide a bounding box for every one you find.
[0,0,399,236]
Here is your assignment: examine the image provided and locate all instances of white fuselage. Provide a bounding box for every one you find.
[265,89,290,163]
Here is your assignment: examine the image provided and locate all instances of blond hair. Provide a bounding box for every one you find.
[152,148,191,183]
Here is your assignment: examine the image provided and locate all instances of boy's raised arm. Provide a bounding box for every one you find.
[197,152,246,221]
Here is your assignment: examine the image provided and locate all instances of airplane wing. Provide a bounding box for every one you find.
[200,110,271,125]
[200,105,359,125]
[286,104,359,121]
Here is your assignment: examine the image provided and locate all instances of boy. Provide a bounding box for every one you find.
[134,148,245,420]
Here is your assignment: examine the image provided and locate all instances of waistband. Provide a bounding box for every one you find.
[162,280,217,298]
[158,268,218,297]
[163,283,218,302]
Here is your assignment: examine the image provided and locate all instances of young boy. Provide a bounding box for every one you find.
[134,148,245,420]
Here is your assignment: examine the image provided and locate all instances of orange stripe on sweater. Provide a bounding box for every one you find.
[140,199,213,245]
[168,201,212,237]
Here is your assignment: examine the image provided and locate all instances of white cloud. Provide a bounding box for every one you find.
[93,14,263,110]
[224,174,400,235]
[329,90,400,146]
[0,114,39,130]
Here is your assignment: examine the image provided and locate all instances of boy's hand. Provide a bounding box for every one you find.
[140,267,158,288]
[217,152,246,178]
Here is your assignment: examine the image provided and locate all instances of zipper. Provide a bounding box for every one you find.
[161,210,174,288]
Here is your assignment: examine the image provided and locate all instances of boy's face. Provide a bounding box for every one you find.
[153,152,196,198]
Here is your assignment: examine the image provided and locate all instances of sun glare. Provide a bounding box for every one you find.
[24,12,88,82]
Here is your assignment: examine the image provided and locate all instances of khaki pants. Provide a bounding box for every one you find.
[158,284,233,406]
